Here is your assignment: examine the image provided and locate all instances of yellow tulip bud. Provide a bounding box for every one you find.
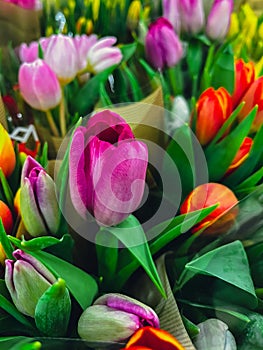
[127,0,141,30]
[227,13,239,38]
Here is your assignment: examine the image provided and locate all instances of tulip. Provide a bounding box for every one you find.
[19,38,50,63]
[127,0,141,31]
[232,59,255,108]
[145,17,183,70]
[0,200,13,234]
[69,110,148,227]
[162,0,181,33]
[178,0,204,35]
[5,249,56,317]
[14,188,21,215]
[225,137,253,176]
[78,293,159,342]
[123,326,186,350]
[86,36,122,74]
[18,58,62,111]
[44,34,79,85]
[195,87,232,146]
[3,0,42,9]
[73,34,98,73]
[237,76,263,132]
[180,183,239,234]
[20,156,60,236]
[206,0,233,41]
[0,123,16,178]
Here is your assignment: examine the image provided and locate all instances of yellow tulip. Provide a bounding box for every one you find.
[127,0,141,30]
[255,56,263,77]
[0,124,16,178]
[227,13,239,38]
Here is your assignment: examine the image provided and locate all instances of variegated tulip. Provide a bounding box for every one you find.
[225,137,253,176]
[0,123,16,178]
[232,59,255,108]
[0,200,13,234]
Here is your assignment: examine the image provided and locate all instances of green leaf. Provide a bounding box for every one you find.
[186,39,203,78]
[105,215,165,296]
[0,169,14,210]
[120,42,137,62]
[0,337,39,350]
[0,219,14,260]
[27,250,98,310]
[36,142,48,169]
[20,235,70,251]
[35,278,71,337]
[236,167,263,192]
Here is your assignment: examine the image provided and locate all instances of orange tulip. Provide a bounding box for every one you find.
[123,326,186,350]
[225,137,253,176]
[180,183,238,234]
[238,76,263,132]
[0,124,16,177]
[0,200,13,234]
[232,59,255,108]
[195,87,232,146]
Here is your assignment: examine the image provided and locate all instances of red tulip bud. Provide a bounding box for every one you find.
[225,137,253,176]
[0,200,13,234]
[232,59,255,108]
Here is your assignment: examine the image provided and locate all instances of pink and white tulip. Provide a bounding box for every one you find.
[73,34,98,72]
[19,38,50,63]
[162,0,181,33]
[179,0,205,34]
[206,0,233,41]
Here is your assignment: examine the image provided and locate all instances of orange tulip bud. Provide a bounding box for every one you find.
[180,183,238,234]
[225,137,253,176]
[238,76,263,132]
[0,124,16,178]
[124,326,186,350]
[195,87,232,146]
[0,200,13,234]
[232,59,255,108]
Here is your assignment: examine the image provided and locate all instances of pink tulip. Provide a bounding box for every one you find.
[145,17,183,70]
[179,0,205,34]
[73,34,98,72]
[3,0,42,9]
[19,38,50,63]
[44,34,79,85]
[206,0,233,41]
[162,0,181,33]
[86,37,122,74]
[69,110,148,227]
[18,58,62,111]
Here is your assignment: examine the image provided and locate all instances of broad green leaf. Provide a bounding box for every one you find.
[120,42,137,62]
[0,337,38,350]
[0,220,14,260]
[20,234,72,252]
[106,215,165,296]
[186,39,203,78]
[35,279,71,337]
[236,167,263,192]
[238,313,263,350]
[27,250,98,310]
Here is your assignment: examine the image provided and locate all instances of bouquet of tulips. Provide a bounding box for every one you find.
[0,0,263,349]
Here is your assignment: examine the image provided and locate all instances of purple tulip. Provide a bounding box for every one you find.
[78,293,159,342]
[145,17,183,70]
[73,34,98,72]
[44,34,79,85]
[86,37,123,74]
[206,0,233,41]
[179,0,205,34]
[18,58,62,111]
[20,156,60,236]
[69,110,148,227]
[5,249,56,317]
[162,0,181,33]
[19,38,50,63]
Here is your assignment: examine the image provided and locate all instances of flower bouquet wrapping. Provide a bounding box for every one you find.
[0,0,263,349]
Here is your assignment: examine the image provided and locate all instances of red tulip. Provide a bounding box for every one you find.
[0,200,13,234]
[238,76,263,132]
[232,59,255,108]
[195,87,232,146]
[180,183,238,234]
[225,137,253,176]
[123,326,185,350]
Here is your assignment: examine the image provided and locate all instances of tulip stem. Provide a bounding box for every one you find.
[59,88,66,137]
[45,110,60,137]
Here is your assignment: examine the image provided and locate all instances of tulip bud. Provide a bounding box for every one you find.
[232,59,255,108]
[0,123,16,178]
[78,293,159,343]
[179,0,204,34]
[145,17,183,70]
[19,38,50,63]
[5,249,56,317]
[195,87,232,146]
[73,34,98,73]
[237,76,263,132]
[162,0,181,33]
[86,36,123,74]
[0,200,13,234]
[225,137,253,176]
[20,156,60,236]
[127,0,141,31]
[69,110,148,227]
[206,0,233,41]
[18,59,62,111]
[44,34,79,85]
[180,183,238,234]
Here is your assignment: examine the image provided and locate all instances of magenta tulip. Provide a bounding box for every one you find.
[179,0,205,34]
[206,0,233,41]
[69,110,148,227]
[18,58,61,111]
[145,17,183,70]
[73,34,98,72]
[3,0,42,9]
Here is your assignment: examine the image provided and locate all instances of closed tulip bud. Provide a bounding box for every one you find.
[127,0,141,31]
[44,34,79,85]
[179,0,204,34]
[123,326,185,349]
[18,59,62,111]
[195,87,232,146]
[206,0,233,41]
[225,137,253,176]
[73,34,98,72]
[0,123,16,178]
[78,293,159,343]
[5,249,56,317]
[232,59,255,108]
[86,36,122,74]
[20,156,60,236]
[19,38,50,63]
[0,201,13,234]
[238,76,263,132]
[145,17,183,70]
[162,0,181,33]
[69,110,148,227]
[180,183,238,234]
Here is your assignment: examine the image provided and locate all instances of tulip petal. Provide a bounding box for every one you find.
[0,124,16,178]
[21,156,42,186]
